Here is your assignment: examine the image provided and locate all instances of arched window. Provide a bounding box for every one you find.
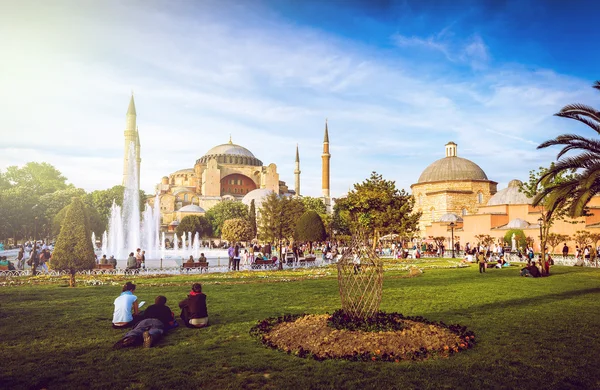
[430,208,435,222]
[477,192,483,204]
[184,194,188,202]
[462,208,467,216]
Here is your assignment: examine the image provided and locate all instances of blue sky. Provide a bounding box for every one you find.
[1,0,599,198]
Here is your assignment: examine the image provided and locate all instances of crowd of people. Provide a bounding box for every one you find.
[112,281,209,349]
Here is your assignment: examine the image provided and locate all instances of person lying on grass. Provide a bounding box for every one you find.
[113,295,175,349]
[179,283,208,328]
[112,282,141,329]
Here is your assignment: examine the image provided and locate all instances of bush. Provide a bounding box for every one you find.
[295,210,326,244]
[221,218,253,243]
[504,229,527,251]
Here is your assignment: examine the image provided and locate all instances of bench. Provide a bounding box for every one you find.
[252,258,277,269]
[0,265,9,271]
[182,262,209,273]
[95,264,115,270]
[299,256,317,265]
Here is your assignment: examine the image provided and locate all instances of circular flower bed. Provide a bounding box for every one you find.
[250,310,475,362]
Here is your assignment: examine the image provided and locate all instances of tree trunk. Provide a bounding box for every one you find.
[69,271,76,287]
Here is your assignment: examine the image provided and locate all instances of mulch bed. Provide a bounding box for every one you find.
[251,313,475,362]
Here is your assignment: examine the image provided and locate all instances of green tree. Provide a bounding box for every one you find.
[331,199,351,241]
[221,218,253,243]
[53,202,104,238]
[50,197,96,287]
[38,187,87,238]
[573,230,593,250]
[249,200,257,239]
[474,234,495,247]
[534,81,600,218]
[258,194,305,269]
[176,215,212,238]
[503,229,528,252]
[341,172,421,247]
[2,162,69,196]
[546,233,570,254]
[87,185,147,232]
[302,196,327,215]
[205,200,249,237]
[295,210,326,252]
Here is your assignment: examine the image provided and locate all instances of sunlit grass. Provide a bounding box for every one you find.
[1,261,599,389]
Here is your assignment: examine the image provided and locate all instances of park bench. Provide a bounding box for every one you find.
[299,256,317,266]
[95,264,115,270]
[182,262,209,273]
[252,258,277,269]
[0,265,9,271]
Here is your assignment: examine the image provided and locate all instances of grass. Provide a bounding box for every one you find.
[1,260,600,389]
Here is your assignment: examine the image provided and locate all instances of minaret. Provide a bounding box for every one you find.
[123,94,140,187]
[321,119,331,200]
[294,144,301,197]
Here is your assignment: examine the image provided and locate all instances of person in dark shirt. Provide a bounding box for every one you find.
[113,296,174,349]
[179,283,209,328]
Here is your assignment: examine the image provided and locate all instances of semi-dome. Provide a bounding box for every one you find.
[439,213,463,223]
[487,179,532,206]
[196,138,263,166]
[242,188,274,209]
[417,142,489,184]
[178,205,205,213]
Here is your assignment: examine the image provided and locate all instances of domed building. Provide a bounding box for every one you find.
[152,137,295,227]
[411,142,497,232]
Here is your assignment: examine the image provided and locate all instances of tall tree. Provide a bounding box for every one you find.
[221,218,253,243]
[87,185,146,232]
[3,162,69,196]
[295,210,326,252]
[258,193,304,269]
[175,215,212,238]
[249,199,257,239]
[534,81,600,217]
[50,198,96,287]
[205,200,248,237]
[341,172,421,247]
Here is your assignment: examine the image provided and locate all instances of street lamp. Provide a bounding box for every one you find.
[538,216,544,265]
[449,222,455,258]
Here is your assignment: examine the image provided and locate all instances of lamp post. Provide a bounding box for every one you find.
[449,222,455,258]
[538,216,544,264]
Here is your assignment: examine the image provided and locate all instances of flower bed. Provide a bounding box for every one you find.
[250,311,475,362]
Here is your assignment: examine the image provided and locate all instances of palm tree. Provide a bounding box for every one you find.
[534,81,600,218]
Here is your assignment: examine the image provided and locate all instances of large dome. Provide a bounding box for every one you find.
[487,179,532,206]
[417,142,489,184]
[196,139,263,166]
[242,188,274,209]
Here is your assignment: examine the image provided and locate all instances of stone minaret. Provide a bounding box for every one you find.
[294,144,301,197]
[321,119,331,200]
[123,94,141,188]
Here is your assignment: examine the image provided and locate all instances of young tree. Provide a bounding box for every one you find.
[546,233,570,254]
[573,230,593,250]
[341,172,421,248]
[474,234,495,248]
[205,200,249,237]
[249,200,257,239]
[50,197,96,287]
[176,215,212,238]
[221,218,253,243]
[295,210,326,252]
[429,236,446,255]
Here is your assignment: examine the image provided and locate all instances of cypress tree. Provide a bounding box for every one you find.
[295,210,326,253]
[51,197,96,287]
[249,199,257,239]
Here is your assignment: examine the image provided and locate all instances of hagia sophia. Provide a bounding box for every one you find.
[122,95,332,231]
[413,142,600,251]
[123,95,599,250]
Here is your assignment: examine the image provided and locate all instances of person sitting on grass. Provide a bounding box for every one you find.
[520,262,541,277]
[112,282,140,329]
[179,283,208,328]
[113,295,174,349]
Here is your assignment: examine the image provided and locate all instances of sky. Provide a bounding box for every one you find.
[2,0,600,198]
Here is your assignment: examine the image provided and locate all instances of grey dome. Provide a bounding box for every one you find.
[439,213,463,223]
[418,156,488,183]
[197,141,263,166]
[242,188,274,209]
[487,179,532,206]
[505,218,530,229]
[178,205,205,213]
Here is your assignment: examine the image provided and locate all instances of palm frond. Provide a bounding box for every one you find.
[593,81,600,91]
[555,104,600,123]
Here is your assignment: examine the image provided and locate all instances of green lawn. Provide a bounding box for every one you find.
[1,261,600,389]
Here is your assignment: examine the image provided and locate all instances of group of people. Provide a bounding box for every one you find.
[112,281,209,349]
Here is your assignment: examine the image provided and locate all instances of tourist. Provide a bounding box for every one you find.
[141,250,146,269]
[100,255,108,265]
[198,253,207,263]
[184,256,194,269]
[478,251,486,273]
[562,243,569,260]
[135,248,143,269]
[109,255,117,268]
[574,246,583,266]
[16,247,25,270]
[126,252,137,272]
[113,295,174,349]
[227,243,234,271]
[112,282,140,329]
[233,244,240,271]
[242,249,249,266]
[179,283,208,328]
[248,244,255,263]
[584,246,591,264]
